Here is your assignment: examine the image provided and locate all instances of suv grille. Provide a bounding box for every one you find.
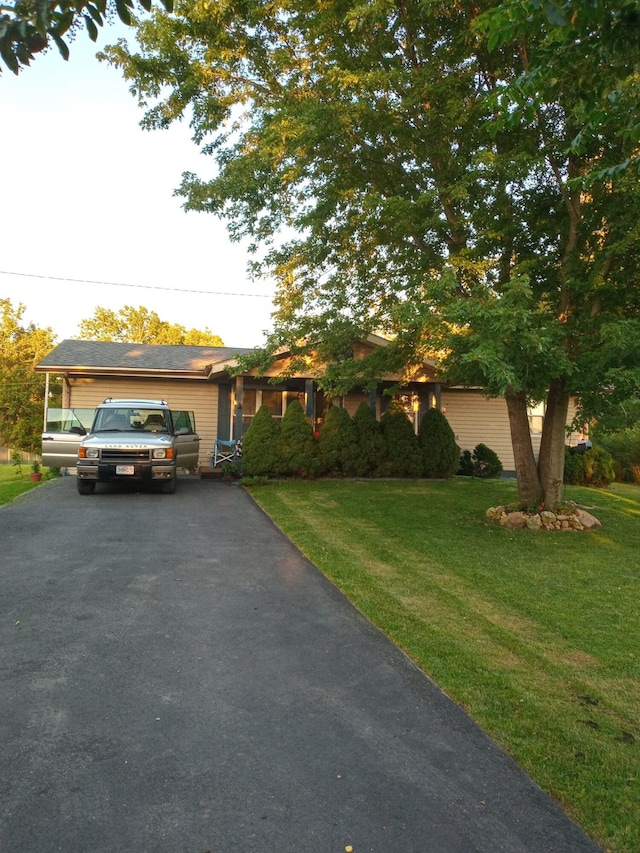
[101,449,151,462]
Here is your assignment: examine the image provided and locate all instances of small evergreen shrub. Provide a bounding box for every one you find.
[563,444,615,487]
[352,402,385,477]
[419,408,459,479]
[278,399,317,477]
[242,405,282,477]
[471,443,503,478]
[379,407,423,477]
[317,405,358,477]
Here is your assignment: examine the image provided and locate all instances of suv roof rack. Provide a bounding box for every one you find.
[102,398,168,406]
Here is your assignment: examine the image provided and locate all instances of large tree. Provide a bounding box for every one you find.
[103,0,640,508]
[78,304,223,345]
[0,299,56,452]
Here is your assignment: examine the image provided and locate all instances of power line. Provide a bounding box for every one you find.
[0,269,272,299]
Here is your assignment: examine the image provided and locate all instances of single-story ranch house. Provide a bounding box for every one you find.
[36,336,586,472]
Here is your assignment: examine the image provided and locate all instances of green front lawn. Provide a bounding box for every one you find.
[248,477,640,853]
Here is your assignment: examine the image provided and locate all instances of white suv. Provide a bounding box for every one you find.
[42,399,200,495]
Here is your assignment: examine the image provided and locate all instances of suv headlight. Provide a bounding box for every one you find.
[152,448,174,460]
[79,447,99,459]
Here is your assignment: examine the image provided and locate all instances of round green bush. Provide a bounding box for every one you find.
[242,404,282,477]
[419,408,459,479]
[471,443,503,478]
[379,407,423,477]
[317,405,358,476]
[278,398,317,477]
[563,444,615,487]
[352,401,385,477]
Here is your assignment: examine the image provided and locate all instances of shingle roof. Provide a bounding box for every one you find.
[37,339,255,375]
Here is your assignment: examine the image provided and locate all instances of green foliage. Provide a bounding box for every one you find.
[419,408,460,479]
[242,404,281,477]
[77,305,223,345]
[11,450,24,477]
[379,407,423,478]
[240,475,270,488]
[278,399,317,478]
[0,299,56,453]
[459,443,504,479]
[564,445,615,488]
[221,461,240,479]
[476,0,640,178]
[592,426,640,483]
[316,405,358,477]
[0,0,173,75]
[352,401,385,477]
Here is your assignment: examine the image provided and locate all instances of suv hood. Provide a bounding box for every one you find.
[82,433,173,449]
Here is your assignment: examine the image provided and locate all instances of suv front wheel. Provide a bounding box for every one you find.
[162,477,176,494]
[77,479,96,495]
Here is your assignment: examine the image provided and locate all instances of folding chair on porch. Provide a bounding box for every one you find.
[212,439,242,469]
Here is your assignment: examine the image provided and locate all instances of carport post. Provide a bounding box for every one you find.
[234,376,244,440]
[43,372,50,431]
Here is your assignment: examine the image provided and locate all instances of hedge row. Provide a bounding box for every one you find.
[242,400,465,479]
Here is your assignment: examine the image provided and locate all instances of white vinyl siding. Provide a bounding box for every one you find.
[442,390,584,472]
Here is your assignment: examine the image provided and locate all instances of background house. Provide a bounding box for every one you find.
[36,338,585,471]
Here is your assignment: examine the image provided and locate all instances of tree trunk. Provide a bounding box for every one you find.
[505,388,543,506]
[538,378,570,510]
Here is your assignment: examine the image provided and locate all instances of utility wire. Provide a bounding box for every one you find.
[0,269,272,299]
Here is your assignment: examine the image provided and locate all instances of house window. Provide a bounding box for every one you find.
[528,402,545,435]
[239,389,302,434]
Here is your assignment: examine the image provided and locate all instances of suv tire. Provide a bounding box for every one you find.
[77,479,96,495]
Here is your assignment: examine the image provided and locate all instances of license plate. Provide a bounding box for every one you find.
[116,465,135,475]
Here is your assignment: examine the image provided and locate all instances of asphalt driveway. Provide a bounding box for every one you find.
[1,476,601,852]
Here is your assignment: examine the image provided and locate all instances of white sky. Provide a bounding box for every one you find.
[1,23,275,349]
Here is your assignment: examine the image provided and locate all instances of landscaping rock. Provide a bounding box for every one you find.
[507,511,527,529]
[487,505,602,532]
[575,509,602,529]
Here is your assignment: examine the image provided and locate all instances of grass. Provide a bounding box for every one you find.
[0,462,50,506]
[247,477,640,853]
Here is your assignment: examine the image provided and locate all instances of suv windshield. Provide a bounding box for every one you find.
[93,408,169,433]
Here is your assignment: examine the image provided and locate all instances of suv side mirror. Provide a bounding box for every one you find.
[69,426,87,435]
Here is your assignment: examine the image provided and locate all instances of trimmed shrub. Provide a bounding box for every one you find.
[352,401,385,477]
[594,427,640,483]
[564,444,615,487]
[465,443,503,478]
[317,405,358,477]
[378,407,423,477]
[242,405,282,477]
[419,408,460,479]
[278,399,317,477]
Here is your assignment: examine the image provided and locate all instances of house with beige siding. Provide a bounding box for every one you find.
[36,337,585,473]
